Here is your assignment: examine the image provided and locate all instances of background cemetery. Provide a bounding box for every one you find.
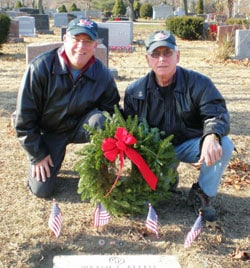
[1,0,250,60]
[0,0,250,268]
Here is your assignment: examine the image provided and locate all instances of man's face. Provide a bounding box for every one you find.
[63,33,97,70]
[146,46,180,78]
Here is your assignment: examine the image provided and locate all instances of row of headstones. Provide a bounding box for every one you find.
[7,13,134,47]
[7,8,102,19]
[7,11,52,34]
[6,12,250,59]
[9,6,183,21]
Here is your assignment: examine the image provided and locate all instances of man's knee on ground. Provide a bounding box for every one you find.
[28,180,55,198]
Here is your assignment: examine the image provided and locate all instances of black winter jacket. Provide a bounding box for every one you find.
[15,46,120,163]
[124,66,230,145]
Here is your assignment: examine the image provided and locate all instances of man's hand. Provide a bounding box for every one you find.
[31,155,54,182]
[198,134,222,167]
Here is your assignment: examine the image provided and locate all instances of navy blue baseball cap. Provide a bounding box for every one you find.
[66,18,98,40]
[145,30,177,52]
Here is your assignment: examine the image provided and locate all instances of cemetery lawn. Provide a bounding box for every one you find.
[0,22,250,268]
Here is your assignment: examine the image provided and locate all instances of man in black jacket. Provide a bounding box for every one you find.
[124,30,234,221]
[15,18,120,198]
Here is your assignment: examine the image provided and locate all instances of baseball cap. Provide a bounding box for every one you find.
[145,30,177,52]
[66,18,98,41]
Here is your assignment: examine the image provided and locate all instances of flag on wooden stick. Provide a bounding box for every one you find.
[184,212,203,248]
[93,202,111,227]
[48,199,62,238]
[146,203,159,238]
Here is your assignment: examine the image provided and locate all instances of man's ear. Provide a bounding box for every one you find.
[176,50,180,63]
[145,54,150,67]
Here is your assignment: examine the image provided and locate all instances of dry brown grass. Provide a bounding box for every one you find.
[0,22,250,268]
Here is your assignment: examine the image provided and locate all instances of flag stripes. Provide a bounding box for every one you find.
[184,214,202,248]
[146,203,159,238]
[48,201,62,238]
[94,202,111,227]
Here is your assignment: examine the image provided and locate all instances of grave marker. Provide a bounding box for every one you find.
[30,14,53,34]
[9,19,19,38]
[235,29,250,59]
[153,3,173,19]
[98,21,133,47]
[53,254,182,268]
[217,25,247,45]
[16,16,36,37]
[54,13,76,27]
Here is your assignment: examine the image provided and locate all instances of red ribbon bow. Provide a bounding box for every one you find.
[101,127,158,196]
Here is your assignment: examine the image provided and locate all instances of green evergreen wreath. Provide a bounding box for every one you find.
[75,106,177,216]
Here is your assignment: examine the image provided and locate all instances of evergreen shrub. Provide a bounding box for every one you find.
[139,3,153,19]
[69,3,80,12]
[112,0,126,17]
[58,5,67,13]
[166,16,204,40]
[225,18,249,27]
[0,14,11,51]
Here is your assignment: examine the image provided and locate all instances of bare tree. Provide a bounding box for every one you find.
[124,0,135,21]
[37,0,42,13]
[227,0,235,17]
[182,0,188,15]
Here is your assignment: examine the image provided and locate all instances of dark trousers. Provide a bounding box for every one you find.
[27,110,105,198]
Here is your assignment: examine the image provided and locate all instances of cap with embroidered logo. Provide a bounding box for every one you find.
[66,18,98,40]
[145,30,177,52]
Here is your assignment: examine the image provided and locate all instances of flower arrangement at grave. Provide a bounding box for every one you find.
[75,106,178,216]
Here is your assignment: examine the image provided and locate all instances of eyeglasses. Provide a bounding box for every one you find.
[148,50,174,58]
[69,36,95,47]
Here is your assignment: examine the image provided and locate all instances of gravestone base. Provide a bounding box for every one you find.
[37,30,54,35]
[53,254,181,268]
[8,37,24,43]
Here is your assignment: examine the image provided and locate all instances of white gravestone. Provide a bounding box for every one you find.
[98,21,133,47]
[174,7,185,16]
[235,29,250,59]
[54,13,73,27]
[53,255,182,268]
[16,16,36,37]
[153,4,173,20]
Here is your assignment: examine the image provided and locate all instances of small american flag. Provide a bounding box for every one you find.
[146,203,159,238]
[184,214,202,248]
[48,200,62,238]
[93,202,111,227]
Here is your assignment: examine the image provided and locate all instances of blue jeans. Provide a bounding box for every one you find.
[174,136,234,197]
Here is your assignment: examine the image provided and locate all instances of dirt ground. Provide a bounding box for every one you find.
[0,23,249,268]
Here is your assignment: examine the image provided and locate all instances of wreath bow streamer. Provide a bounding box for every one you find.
[102,127,158,196]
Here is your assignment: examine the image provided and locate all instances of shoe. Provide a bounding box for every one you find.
[188,183,217,222]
